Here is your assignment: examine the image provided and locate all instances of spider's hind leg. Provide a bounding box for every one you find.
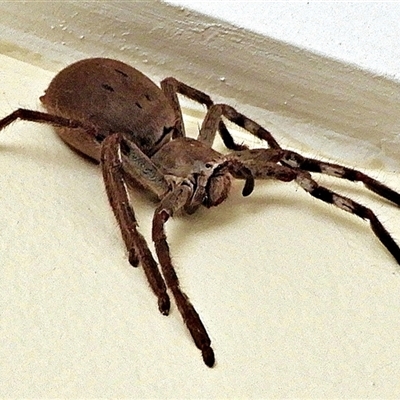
[0,108,91,134]
[294,170,400,265]
[281,150,400,207]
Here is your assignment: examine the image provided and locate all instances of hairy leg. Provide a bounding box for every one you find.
[281,150,400,206]
[161,78,246,150]
[294,170,400,264]
[152,184,215,367]
[199,104,400,207]
[199,103,281,149]
[0,108,94,136]
[101,133,170,315]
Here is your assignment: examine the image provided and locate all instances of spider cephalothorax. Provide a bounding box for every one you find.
[151,137,254,213]
[1,58,399,368]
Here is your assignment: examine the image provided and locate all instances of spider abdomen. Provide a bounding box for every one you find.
[40,58,176,160]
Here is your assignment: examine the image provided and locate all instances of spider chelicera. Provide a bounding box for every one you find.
[1,58,399,367]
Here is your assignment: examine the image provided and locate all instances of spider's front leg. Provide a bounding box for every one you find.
[152,183,215,367]
[199,103,400,208]
[294,169,400,264]
[100,133,171,315]
[280,150,400,207]
[230,148,400,265]
[200,104,400,264]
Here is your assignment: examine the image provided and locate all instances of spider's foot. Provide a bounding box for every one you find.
[202,346,215,368]
[158,294,171,316]
[128,249,139,268]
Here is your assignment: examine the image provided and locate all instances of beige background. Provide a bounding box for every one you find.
[1,2,400,398]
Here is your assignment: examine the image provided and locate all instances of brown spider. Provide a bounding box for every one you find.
[1,58,399,368]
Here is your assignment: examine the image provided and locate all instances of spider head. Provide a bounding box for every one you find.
[152,137,254,214]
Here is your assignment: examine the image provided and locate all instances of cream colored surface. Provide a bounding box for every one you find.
[1,55,400,398]
[1,2,400,398]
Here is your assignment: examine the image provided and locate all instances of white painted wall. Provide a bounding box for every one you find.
[166,1,400,80]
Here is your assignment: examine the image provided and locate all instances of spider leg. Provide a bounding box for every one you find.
[281,150,400,206]
[228,149,297,183]
[160,78,246,150]
[229,148,400,264]
[0,109,172,313]
[199,103,281,149]
[120,135,170,199]
[101,133,170,315]
[0,108,93,134]
[294,170,400,264]
[152,184,215,367]
[200,104,400,206]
